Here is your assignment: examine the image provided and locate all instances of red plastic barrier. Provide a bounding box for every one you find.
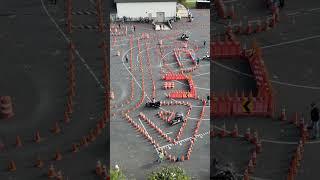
[212,94,273,117]
[162,73,187,80]
[212,40,242,59]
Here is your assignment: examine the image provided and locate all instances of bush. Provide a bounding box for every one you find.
[110,168,126,180]
[147,166,191,180]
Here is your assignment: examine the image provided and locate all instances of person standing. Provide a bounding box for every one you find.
[157,150,164,163]
[133,25,136,32]
[310,103,320,139]
[203,40,206,48]
[125,55,129,63]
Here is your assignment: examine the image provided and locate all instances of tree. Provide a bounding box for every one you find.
[147,166,191,180]
[110,168,126,180]
[178,0,187,3]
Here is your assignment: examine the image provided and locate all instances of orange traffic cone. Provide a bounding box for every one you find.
[56,170,63,180]
[15,135,22,147]
[263,18,270,31]
[8,160,16,172]
[243,169,250,180]
[251,151,257,165]
[219,123,227,137]
[96,124,102,135]
[256,139,262,153]
[180,155,185,161]
[34,131,41,143]
[280,107,286,121]
[66,101,72,114]
[54,150,62,161]
[51,121,61,134]
[244,128,251,141]
[81,136,88,147]
[64,111,70,123]
[251,130,258,145]
[248,159,254,173]
[269,15,276,28]
[231,124,239,137]
[246,22,252,35]
[35,156,44,168]
[255,20,262,33]
[48,164,56,178]
[71,143,79,153]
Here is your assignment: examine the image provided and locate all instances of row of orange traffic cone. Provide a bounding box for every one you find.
[144,40,156,98]
[160,100,192,107]
[180,64,199,73]
[65,0,72,33]
[125,114,163,149]
[139,112,174,144]
[287,140,304,180]
[186,100,207,160]
[175,106,193,141]
[227,9,280,36]
[95,0,105,33]
[125,113,188,163]
[64,42,76,124]
[243,149,259,180]
[279,109,309,141]
[214,0,235,20]
[211,124,262,153]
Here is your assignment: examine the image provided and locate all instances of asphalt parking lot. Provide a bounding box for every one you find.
[110,9,210,179]
[212,0,320,179]
[0,0,107,179]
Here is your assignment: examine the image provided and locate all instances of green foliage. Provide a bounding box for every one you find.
[147,166,191,180]
[110,168,126,180]
[178,0,186,3]
[180,0,197,9]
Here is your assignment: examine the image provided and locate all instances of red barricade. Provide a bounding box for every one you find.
[213,94,273,117]
[212,40,242,59]
[162,73,187,80]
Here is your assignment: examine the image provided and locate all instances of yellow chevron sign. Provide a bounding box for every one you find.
[242,99,253,113]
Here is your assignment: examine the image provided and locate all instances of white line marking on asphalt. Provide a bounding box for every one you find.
[261,35,320,49]
[41,0,104,89]
[189,117,210,121]
[287,12,300,16]
[213,125,320,145]
[213,61,320,90]
[158,131,210,149]
[174,80,210,91]
[194,72,210,77]
[308,7,320,12]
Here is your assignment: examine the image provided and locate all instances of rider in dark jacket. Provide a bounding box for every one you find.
[310,103,320,138]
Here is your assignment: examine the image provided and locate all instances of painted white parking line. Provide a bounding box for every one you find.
[213,61,320,90]
[158,131,210,150]
[262,34,320,49]
[41,0,104,89]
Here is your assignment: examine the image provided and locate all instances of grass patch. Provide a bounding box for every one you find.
[181,0,196,8]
